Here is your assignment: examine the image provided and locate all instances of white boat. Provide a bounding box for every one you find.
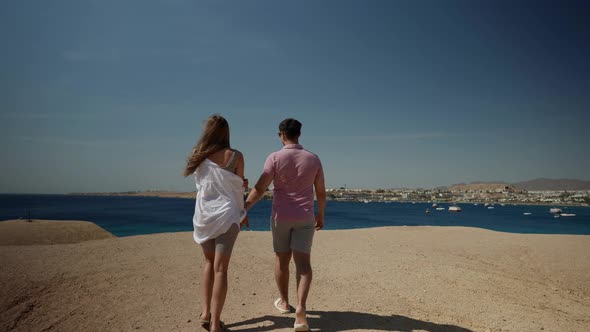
[448,206,462,212]
[560,213,576,217]
[362,199,370,204]
[487,206,494,209]
[435,207,445,211]
[549,208,562,214]
[432,203,438,208]
[523,212,532,216]
[474,203,479,206]
[484,203,490,207]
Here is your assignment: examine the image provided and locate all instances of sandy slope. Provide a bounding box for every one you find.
[0,220,114,245]
[0,224,589,331]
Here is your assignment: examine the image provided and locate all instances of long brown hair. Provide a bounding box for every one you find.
[183,115,230,176]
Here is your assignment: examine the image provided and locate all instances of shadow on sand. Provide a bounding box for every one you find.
[226,311,474,331]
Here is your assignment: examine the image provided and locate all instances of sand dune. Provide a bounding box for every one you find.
[0,222,589,331]
[0,220,114,246]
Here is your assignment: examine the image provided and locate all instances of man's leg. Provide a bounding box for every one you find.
[293,251,312,326]
[272,218,293,311]
[275,251,292,311]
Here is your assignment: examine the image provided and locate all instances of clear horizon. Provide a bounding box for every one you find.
[1,0,589,194]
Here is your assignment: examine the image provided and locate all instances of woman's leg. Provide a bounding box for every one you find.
[200,242,215,321]
[210,224,239,331]
[210,252,231,331]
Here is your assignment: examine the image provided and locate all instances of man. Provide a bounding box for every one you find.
[245,118,326,332]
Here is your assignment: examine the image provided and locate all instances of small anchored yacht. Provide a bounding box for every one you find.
[560,213,576,217]
[448,206,462,212]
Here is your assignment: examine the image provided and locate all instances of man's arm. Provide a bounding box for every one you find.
[314,171,326,230]
[245,172,273,211]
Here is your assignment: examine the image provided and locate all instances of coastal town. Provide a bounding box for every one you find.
[325,185,590,206]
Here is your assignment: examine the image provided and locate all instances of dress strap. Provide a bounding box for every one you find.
[223,150,239,173]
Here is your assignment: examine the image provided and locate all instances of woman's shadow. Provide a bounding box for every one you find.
[226,311,473,331]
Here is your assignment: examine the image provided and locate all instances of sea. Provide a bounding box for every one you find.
[1,194,589,237]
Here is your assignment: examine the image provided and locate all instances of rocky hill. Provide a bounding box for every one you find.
[448,178,590,192]
[513,178,590,191]
[449,182,511,192]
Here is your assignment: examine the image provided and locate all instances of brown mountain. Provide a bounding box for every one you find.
[449,182,511,192]
[512,178,590,191]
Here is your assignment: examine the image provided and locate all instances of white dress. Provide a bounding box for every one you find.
[192,159,246,244]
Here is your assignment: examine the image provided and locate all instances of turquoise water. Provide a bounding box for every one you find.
[1,194,589,236]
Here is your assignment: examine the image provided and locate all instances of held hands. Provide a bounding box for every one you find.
[315,214,324,231]
[240,215,250,229]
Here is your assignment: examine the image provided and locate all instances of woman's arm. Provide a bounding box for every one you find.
[234,152,250,228]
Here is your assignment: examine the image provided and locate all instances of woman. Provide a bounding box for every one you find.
[184,115,248,332]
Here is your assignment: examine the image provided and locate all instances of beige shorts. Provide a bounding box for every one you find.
[271,219,315,254]
[200,224,240,254]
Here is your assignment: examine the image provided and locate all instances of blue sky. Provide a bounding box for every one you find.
[1,0,588,193]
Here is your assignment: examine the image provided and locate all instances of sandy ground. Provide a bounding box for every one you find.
[0,222,589,332]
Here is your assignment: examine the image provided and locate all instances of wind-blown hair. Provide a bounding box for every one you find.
[183,115,230,177]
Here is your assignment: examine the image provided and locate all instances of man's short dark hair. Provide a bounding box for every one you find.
[279,118,302,140]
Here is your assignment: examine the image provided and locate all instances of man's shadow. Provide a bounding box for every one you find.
[226,311,474,331]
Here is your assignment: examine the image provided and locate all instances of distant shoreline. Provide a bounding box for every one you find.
[1,191,586,207]
[68,191,196,199]
[60,191,590,207]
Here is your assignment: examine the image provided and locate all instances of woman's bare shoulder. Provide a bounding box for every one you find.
[207,149,228,164]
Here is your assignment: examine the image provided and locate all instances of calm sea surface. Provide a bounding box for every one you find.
[1,194,589,236]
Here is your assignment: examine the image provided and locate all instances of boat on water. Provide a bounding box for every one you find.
[560,213,576,217]
[523,212,532,216]
[448,206,462,212]
[435,207,445,211]
[432,203,438,208]
[487,206,495,209]
[484,203,490,207]
[474,203,479,206]
[425,208,430,214]
[550,208,562,214]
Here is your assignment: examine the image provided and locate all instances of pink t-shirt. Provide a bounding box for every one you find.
[263,144,324,222]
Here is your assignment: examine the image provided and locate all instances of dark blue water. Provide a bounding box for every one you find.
[1,194,589,236]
